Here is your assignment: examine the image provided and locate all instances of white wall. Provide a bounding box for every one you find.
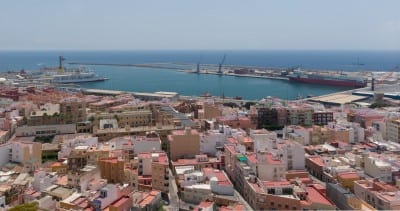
[133,137,161,155]
[200,132,225,156]
[33,171,58,192]
[0,143,11,168]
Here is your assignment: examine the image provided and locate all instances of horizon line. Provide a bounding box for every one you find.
[1,49,400,52]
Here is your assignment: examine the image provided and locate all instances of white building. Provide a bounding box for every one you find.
[364,156,392,183]
[92,184,130,210]
[250,129,278,152]
[200,129,226,156]
[248,152,286,181]
[0,143,11,168]
[68,165,101,192]
[58,135,98,160]
[33,171,58,192]
[132,133,161,155]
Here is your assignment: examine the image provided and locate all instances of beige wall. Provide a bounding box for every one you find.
[169,129,200,161]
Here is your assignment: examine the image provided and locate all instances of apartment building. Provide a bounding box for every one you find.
[354,180,400,210]
[168,129,200,161]
[386,118,400,143]
[98,157,125,184]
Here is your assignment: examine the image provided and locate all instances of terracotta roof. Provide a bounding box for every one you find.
[306,186,334,206]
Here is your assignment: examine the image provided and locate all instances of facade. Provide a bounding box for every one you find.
[132,133,162,155]
[15,124,76,137]
[287,105,314,126]
[94,110,152,129]
[387,118,400,143]
[354,180,400,210]
[363,156,392,183]
[136,152,169,192]
[11,139,42,172]
[33,171,58,192]
[168,129,200,161]
[98,157,125,184]
[337,172,361,192]
[313,111,334,125]
[256,107,287,129]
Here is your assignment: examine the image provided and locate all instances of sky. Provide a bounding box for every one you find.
[1,0,400,51]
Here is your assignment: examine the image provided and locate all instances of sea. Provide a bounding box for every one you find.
[0,50,399,100]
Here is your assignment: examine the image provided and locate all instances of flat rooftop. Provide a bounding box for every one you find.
[83,89,126,95]
[309,94,367,105]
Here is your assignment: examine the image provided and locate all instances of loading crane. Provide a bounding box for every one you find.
[59,56,66,72]
[196,56,202,74]
[218,54,226,74]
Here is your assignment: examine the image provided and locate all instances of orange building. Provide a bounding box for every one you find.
[50,161,68,175]
[98,157,125,184]
[337,172,360,192]
[109,196,132,211]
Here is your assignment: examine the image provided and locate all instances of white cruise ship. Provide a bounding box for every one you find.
[28,56,108,84]
[51,67,108,83]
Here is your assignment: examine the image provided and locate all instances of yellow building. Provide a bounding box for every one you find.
[94,110,152,128]
[50,161,68,175]
[309,126,333,145]
[337,172,360,192]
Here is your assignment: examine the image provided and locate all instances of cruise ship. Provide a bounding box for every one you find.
[51,66,108,83]
[288,69,367,88]
[26,56,108,84]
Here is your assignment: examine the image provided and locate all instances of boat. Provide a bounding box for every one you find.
[51,67,108,83]
[288,69,367,88]
[27,56,108,84]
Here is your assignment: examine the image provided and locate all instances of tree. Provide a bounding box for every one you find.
[8,202,38,211]
[244,102,256,110]
[88,116,95,122]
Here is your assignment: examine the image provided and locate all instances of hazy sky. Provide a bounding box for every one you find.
[1,0,400,50]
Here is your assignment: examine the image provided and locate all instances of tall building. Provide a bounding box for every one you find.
[98,157,125,184]
[287,104,314,126]
[136,152,169,192]
[59,97,87,124]
[256,107,287,129]
[386,118,400,143]
[168,129,200,161]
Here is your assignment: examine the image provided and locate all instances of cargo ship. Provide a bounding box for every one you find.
[288,69,367,88]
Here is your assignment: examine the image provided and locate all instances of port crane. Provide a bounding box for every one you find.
[58,56,66,72]
[196,56,202,74]
[218,54,226,74]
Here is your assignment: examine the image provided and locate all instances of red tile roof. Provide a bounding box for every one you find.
[306,186,334,206]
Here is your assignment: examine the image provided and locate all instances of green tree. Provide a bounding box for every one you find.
[8,202,38,211]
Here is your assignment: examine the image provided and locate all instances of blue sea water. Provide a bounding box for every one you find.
[0,50,399,100]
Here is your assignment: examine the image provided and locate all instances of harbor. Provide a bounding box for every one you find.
[1,59,399,101]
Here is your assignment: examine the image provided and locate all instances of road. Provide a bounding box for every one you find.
[167,168,180,211]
